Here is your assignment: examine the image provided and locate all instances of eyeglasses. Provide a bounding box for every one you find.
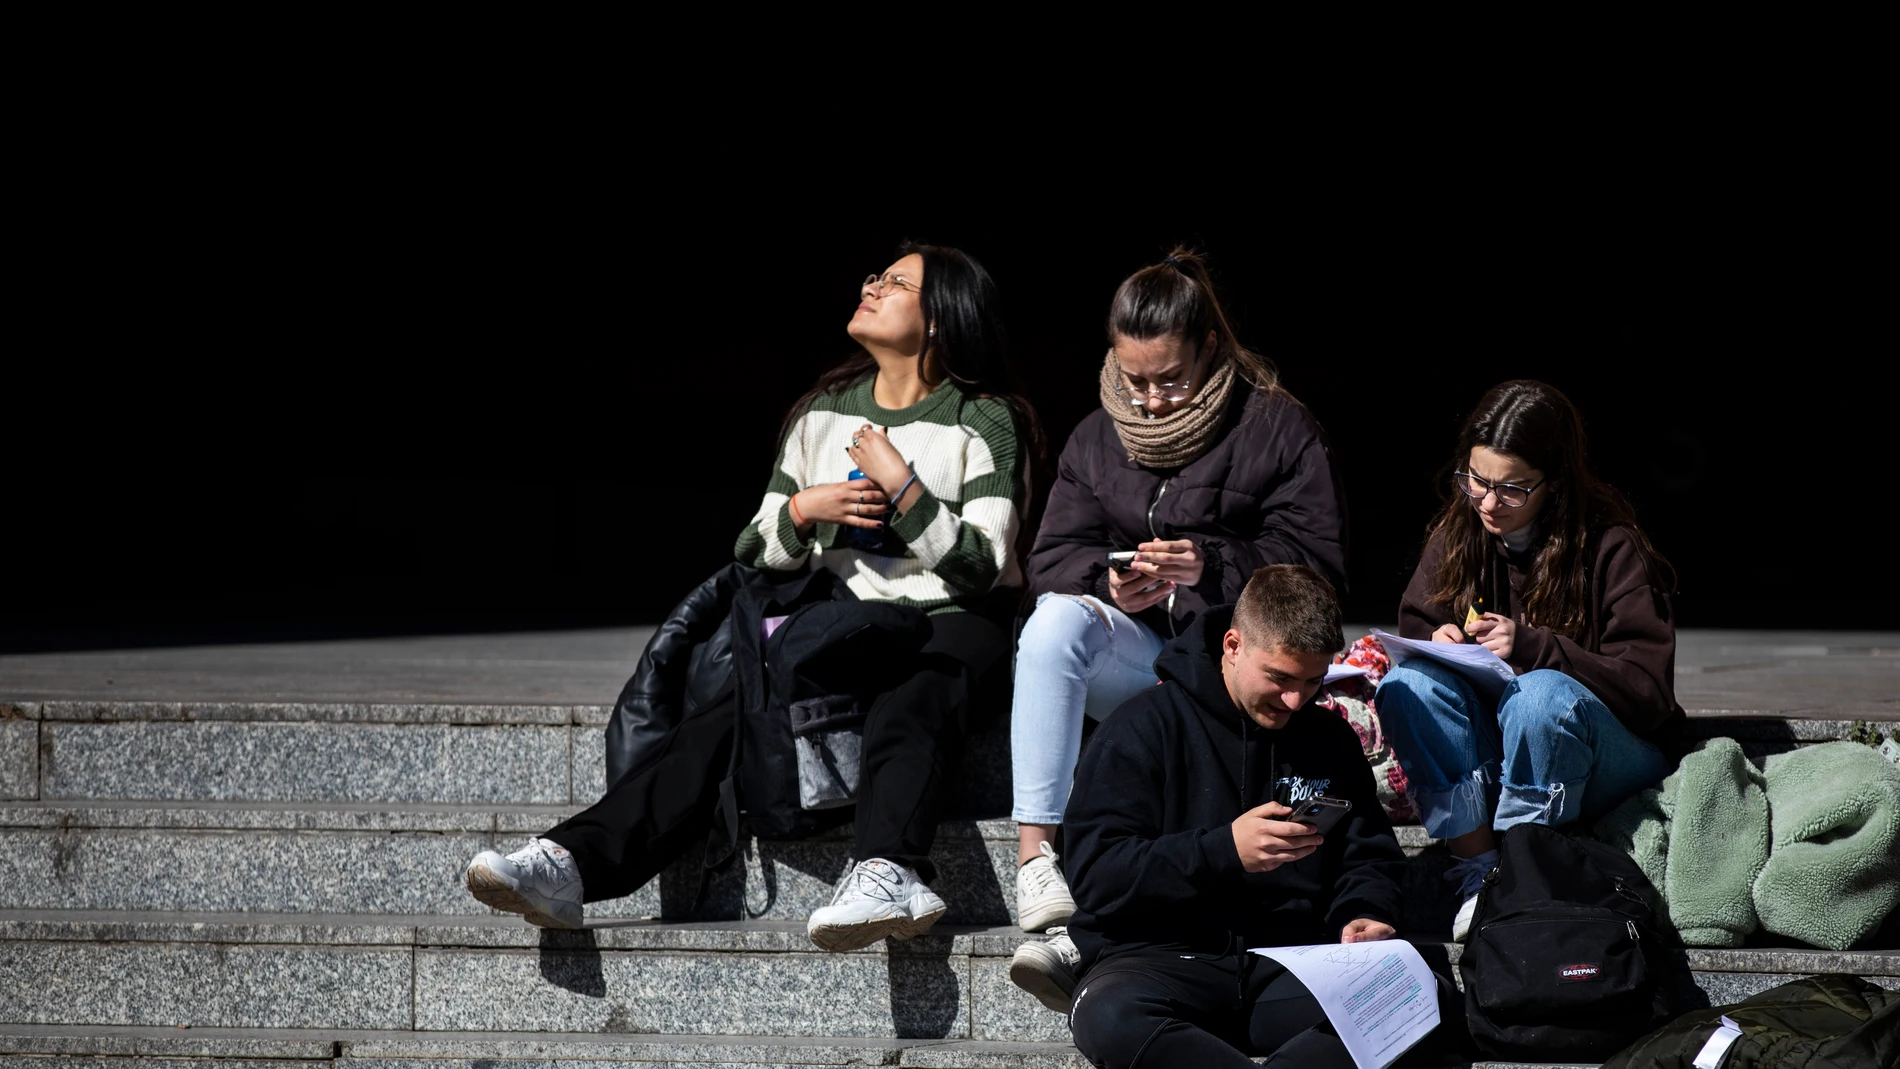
[1453,471,1546,508]
[1111,343,1205,406]
[862,272,920,297]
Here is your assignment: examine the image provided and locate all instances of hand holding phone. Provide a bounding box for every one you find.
[1285,795,1352,836]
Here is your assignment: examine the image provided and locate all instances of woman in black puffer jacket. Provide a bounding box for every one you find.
[1007,248,1350,989]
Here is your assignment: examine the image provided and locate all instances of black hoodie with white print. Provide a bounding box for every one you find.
[1061,606,1407,975]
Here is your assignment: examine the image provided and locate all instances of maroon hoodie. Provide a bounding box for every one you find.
[1398,525,1685,739]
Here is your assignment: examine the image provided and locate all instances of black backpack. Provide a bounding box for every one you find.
[1460,822,1687,1060]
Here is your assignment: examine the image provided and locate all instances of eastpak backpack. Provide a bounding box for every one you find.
[1460,822,1688,1060]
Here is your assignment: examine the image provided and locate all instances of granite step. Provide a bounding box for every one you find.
[5,698,1883,809]
[0,1024,1613,1068]
[2,912,1894,1042]
[0,801,1452,929]
[0,700,1012,814]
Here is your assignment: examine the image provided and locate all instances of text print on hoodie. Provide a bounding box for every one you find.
[1060,606,1408,974]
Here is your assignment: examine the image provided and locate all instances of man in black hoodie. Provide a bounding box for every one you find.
[1060,564,1413,1068]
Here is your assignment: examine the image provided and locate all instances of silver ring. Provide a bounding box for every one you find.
[850,436,861,447]
[853,502,859,515]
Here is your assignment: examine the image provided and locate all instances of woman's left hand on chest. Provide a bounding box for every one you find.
[845,424,910,491]
[1132,539,1204,587]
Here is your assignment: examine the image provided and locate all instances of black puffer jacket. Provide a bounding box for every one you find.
[1026,386,1348,635]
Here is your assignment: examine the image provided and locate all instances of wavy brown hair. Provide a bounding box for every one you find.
[1426,380,1674,639]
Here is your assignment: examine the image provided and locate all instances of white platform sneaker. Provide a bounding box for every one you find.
[807,858,947,952]
[465,837,584,929]
[1015,840,1077,933]
[1009,926,1080,1013]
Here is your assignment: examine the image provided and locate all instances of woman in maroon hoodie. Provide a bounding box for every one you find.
[1379,380,1681,941]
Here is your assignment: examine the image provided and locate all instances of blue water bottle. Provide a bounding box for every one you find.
[844,468,886,551]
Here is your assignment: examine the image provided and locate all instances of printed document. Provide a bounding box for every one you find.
[1250,941,1440,1069]
[1368,628,1516,701]
[1324,662,1369,684]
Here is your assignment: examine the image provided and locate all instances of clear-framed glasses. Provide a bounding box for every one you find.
[1453,471,1545,508]
[862,272,920,297]
[1111,343,1204,406]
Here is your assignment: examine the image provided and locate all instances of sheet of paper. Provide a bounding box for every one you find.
[1324,663,1369,684]
[1367,627,1516,701]
[1250,941,1440,1069]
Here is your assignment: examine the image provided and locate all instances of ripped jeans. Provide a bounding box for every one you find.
[1010,592,1165,825]
[1375,661,1671,841]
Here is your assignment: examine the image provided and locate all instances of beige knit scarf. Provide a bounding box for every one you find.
[1098,351,1237,468]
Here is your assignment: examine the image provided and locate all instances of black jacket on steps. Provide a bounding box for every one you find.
[603,563,932,849]
[1062,606,1407,975]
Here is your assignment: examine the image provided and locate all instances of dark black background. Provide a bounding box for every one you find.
[7,122,1884,651]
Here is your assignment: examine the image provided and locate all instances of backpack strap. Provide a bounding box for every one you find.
[694,678,745,913]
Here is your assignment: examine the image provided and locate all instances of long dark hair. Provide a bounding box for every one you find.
[1107,246,1277,393]
[779,241,1044,464]
[1425,380,1674,639]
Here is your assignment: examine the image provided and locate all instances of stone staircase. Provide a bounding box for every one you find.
[2,630,1897,1068]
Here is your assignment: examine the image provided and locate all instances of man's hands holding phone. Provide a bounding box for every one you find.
[1231,801,1324,872]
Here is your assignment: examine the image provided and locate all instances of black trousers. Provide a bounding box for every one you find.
[1069,949,1353,1069]
[544,611,1009,901]
[1069,947,1463,1069]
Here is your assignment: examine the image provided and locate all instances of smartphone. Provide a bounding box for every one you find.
[1107,550,1138,572]
[1285,795,1352,836]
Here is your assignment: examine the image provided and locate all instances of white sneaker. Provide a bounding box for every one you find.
[1009,926,1079,1013]
[807,858,947,952]
[465,837,584,929]
[1451,894,1480,942]
[1015,840,1077,933]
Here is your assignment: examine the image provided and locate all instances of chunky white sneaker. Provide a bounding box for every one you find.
[1451,894,1480,942]
[1009,926,1079,1013]
[807,858,947,952]
[1015,840,1077,933]
[465,837,584,929]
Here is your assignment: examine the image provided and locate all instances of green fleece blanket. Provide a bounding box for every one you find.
[1754,741,1900,951]
[1595,737,1770,947]
[1598,738,1900,951]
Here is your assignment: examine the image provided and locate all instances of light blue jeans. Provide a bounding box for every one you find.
[1010,593,1165,825]
[1375,660,1671,841]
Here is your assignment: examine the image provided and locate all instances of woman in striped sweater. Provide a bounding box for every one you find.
[741,243,1035,950]
[465,242,1036,954]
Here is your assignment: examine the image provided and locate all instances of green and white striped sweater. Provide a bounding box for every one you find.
[734,376,1026,614]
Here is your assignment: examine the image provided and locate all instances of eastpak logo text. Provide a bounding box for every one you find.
[1557,963,1603,982]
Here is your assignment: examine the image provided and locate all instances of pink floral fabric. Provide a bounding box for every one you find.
[1317,635,1416,824]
